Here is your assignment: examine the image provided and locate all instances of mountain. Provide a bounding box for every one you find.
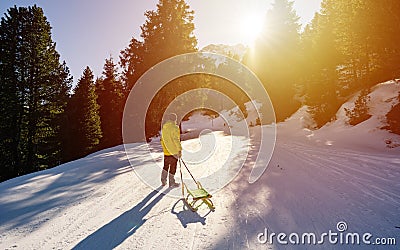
[201,43,247,60]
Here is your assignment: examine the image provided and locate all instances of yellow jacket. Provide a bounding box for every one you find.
[161,121,182,156]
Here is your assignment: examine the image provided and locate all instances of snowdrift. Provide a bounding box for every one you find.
[280,80,400,151]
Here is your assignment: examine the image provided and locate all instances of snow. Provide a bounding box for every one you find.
[1,81,400,249]
[281,80,400,151]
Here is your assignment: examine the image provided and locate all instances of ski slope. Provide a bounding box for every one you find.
[1,81,400,249]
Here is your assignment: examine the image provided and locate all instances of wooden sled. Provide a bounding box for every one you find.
[179,158,215,212]
[183,181,215,212]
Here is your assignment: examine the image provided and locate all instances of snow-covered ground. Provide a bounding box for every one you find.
[1,81,400,249]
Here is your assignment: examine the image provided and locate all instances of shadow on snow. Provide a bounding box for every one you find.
[73,186,168,249]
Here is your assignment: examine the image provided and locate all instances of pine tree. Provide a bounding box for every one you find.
[64,67,102,160]
[344,88,371,125]
[385,90,400,135]
[300,0,400,127]
[0,6,72,181]
[301,5,342,127]
[120,38,145,92]
[343,0,400,85]
[318,0,400,92]
[120,0,197,91]
[96,56,125,148]
[120,0,198,138]
[243,0,302,121]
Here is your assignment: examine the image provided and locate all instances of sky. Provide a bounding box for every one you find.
[0,0,322,85]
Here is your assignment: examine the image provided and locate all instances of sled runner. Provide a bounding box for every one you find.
[179,159,215,212]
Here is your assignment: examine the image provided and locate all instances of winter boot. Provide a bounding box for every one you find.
[161,170,168,187]
[169,174,179,188]
[169,182,180,188]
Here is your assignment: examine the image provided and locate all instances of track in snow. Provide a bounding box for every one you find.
[0,129,399,249]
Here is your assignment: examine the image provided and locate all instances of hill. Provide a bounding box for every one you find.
[0,81,399,249]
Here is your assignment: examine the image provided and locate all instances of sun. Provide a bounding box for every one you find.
[238,15,265,46]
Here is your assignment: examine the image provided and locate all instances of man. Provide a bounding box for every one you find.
[160,113,182,187]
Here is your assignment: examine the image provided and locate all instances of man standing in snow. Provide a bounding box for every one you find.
[161,113,182,187]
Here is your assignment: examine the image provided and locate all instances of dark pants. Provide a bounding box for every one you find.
[161,155,178,184]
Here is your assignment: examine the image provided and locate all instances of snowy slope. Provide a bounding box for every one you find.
[1,82,400,249]
[281,80,400,151]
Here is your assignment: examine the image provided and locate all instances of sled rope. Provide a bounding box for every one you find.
[178,158,215,212]
[179,158,185,197]
[179,158,197,183]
